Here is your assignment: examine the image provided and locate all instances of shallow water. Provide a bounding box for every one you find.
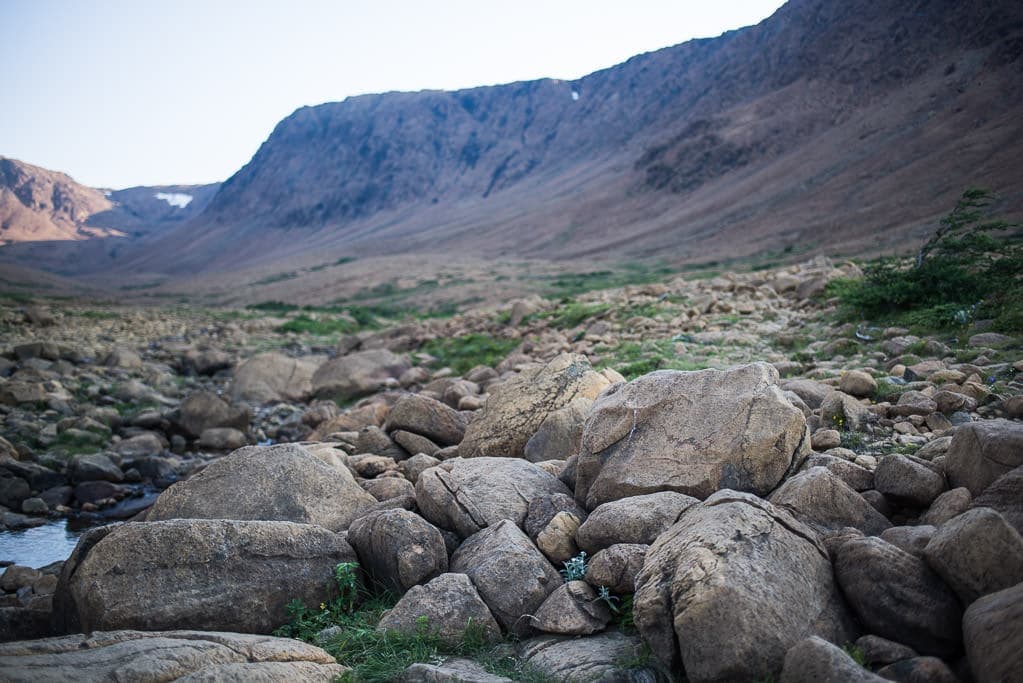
[0,522,84,569]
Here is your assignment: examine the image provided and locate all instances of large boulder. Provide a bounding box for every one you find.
[176,391,250,438]
[449,520,561,636]
[523,398,593,462]
[458,354,611,459]
[55,519,355,634]
[416,457,572,538]
[575,491,697,554]
[962,582,1023,683]
[147,444,376,532]
[377,573,501,646]
[834,537,961,656]
[576,363,809,509]
[0,630,346,682]
[385,394,468,447]
[347,509,448,593]
[230,352,317,403]
[769,467,891,536]
[923,507,1023,605]
[311,349,411,402]
[971,465,1023,535]
[633,490,854,680]
[944,419,1023,495]
[874,454,945,507]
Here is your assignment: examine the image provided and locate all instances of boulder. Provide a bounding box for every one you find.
[0,629,345,682]
[890,391,938,418]
[962,582,1023,683]
[385,394,467,447]
[575,491,698,554]
[820,391,871,431]
[530,581,611,635]
[392,430,440,457]
[361,476,415,501]
[347,509,447,594]
[576,363,809,509]
[518,631,658,683]
[103,347,143,370]
[311,349,411,402]
[633,491,854,680]
[923,507,1023,605]
[833,537,961,656]
[944,419,1023,495]
[876,657,959,683]
[534,511,581,565]
[839,371,878,399]
[971,465,1023,535]
[402,658,511,682]
[523,398,593,462]
[584,544,647,595]
[781,379,833,409]
[377,573,501,646]
[921,488,972,527]
[780,636,887,683]
[449,520,561,636]
[177,391,250,439]
[196,427,248,451]
[230,352,317,403]
[112,432,164,457]
[458,354,610,459]
[147,444,376,532]
[855,634,918,668]
[801,454,874,491]
[874,454,945,507]
[880,525,937,557]
[55,519,355,634]
[523,493,588,540]
[416,457,571,538]
[0,381,47,406]
[68,453,123,484]
[769,467,891,536]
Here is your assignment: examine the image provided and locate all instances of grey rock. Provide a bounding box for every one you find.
[348,509,447,594]
[311,349,411,402]
[921,488,972,527]
[519,630,661,683]
[944,419,1023,495]
[530,581,611,635]
[962,582,1023,683]
[386,394,468,447]
[378,573,501,646]
[879,525,936,557]
[575,491,697,554]
[820,391,871,431]
[585,543,648,595]
[971,465,1023,535]
[523,398,593,462]
[874,455,946,507]
[177,391,250,439]
[780,636,887,683]
[769,467,891,536]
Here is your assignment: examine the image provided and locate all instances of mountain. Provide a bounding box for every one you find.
[6,0,1023,279]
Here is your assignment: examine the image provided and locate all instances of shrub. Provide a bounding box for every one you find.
[834,189,1022,331]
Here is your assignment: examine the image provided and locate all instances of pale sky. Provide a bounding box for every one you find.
[0,0,786,189]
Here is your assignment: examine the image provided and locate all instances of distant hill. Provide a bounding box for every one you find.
[3,0,1022,280]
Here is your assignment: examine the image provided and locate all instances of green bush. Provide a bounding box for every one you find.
[833,189,1022,332]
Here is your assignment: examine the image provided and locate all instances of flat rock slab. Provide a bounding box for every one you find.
[519,631,660,682]
[0,629,345,682]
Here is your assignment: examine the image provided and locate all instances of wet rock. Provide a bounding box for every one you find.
[577,363,808,508]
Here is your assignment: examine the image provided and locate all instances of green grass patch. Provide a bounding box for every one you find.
[543,302,611,329]
[252,271,300,286]
[597,340,708,380]
[419,334,519,374]
[277,314,359,336]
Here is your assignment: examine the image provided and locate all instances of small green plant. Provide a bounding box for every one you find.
[560,551,588,581]
[274,562,361,640]
[843,643,867,668]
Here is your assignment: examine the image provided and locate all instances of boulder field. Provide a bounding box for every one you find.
[1,259,1022,681]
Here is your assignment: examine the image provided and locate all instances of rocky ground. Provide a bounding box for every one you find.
[0,256,1021,681]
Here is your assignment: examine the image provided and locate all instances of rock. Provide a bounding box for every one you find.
[530,581,611,635]
[523,398,593,462]
[0,381,47,406]
[74,480,126,505]
[177,391,250,439]
[933,390,975,415]
[575,491,698,554]
[1004,394,1023,419]
[876,656,959,683]
[19,497,47,515]
[874,455,945,507]
[914,436,952,461]
[802,454,874,491]
[782,379,833,409]
[113,432,164,457]
[840,371,878,398]
[584,544,647,594]
[0,476,30,509]
[518,630,658,683]
[811,429,841,450]
[356,425,407,460]
[833,537,961,656]
[634,491,854,679]
[0,629,346,682]
[535,511,581,565]
[147,444,376,532]
[0,566,42,592]
[392,430,440,457]
[402,658,511,682]
[820,391,871,431]
[181,347,233,376]
[855,634,918,668]
[577,363,808,509]
[416,457,571,538]
[449,519,561,636]
[880,525,936,557]
[377,573,500,646]
[769,467,891,536]
[971,465,1023,535]
[968,332,1014,348]
[923,507,1023,605]
[362,476,415,501]
[311,349,411,402]
[399,453,441,484]
[68,453,123,484]
[458,354,610,459]
[962,582,1023,683]
[921,488,972,526]
[889,391,938,418]
[780,636,887,683]
[523,493,588,540]
[103,347,143,369]
[945,419,1023,495]
[55,519,355,634]
[347,509,447,593]
[230,352,316,403]
[386,394,468,447]
[196,427,248,451]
